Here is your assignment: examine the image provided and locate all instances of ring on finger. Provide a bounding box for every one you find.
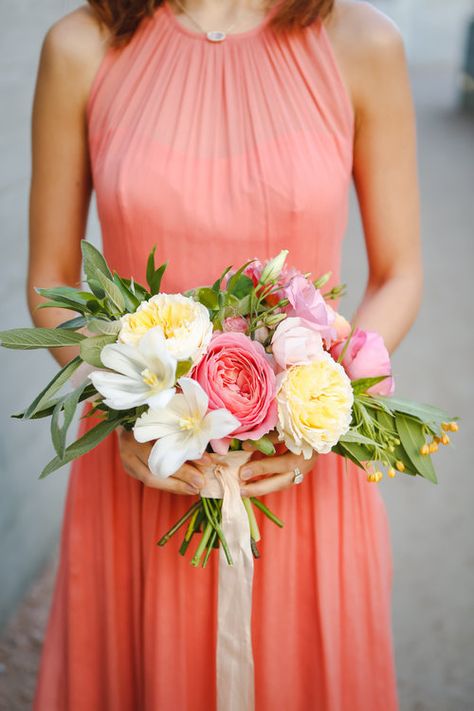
[292,466,304,485]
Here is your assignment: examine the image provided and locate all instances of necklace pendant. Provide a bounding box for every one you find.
[206,30,226,42]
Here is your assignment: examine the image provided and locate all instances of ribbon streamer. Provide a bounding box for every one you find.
[198,451,255,711]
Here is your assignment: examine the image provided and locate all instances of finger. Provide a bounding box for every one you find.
[240,453,299,481]
[122,455,197,495]
[240,471,295,497]
[172,463,206,491]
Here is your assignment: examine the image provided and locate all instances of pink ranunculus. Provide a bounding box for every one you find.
[329,328,394,396]
[223,316,248,334]
[271,317,324,369]
[192,332,278,448]
[284,275,336,344]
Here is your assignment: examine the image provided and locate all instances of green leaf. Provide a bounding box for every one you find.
[175,359,193,379]
[0,328,85,350]
[395,415,438,483]
[146,246,157,288]
[123,278,149,301]
[35,287,95,313]
[248,436,276,456]
[375,409,415,474]
[57,316,87,330]
[36,300,85,312]
[228,274,254,299]
[339,430,379,448]
[195,287,219,310]
[351,375,389,395]
[22,356,82,419]
[96,271,126,313]
[150,263,167,295]
[226,260,255,295]
[212,265,232,292]
[40,416,120,478]
[379,396,450,426]
[332,441,371,470]
[51,381,89,459]
[81,240,113,282]
[87,278,106,300]
[80,334,117,367]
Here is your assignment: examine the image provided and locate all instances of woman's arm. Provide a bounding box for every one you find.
[241,3,423,495]
[28,7,107,367]
[328,1,423,353]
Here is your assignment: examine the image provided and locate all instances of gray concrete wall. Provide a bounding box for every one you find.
[0,1,473,709]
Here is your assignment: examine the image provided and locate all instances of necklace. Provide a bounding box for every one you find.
[170,0,247,42]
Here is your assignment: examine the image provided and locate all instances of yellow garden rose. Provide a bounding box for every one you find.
[276,352,353,457]
[119,293,212,364]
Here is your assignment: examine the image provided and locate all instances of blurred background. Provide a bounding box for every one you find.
[0,0,473,708]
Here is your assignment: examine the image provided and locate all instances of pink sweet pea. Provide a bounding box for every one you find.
[192,331,278,452]
[330,328,394,396]
[284,275,336,344]
[271,317,324,369]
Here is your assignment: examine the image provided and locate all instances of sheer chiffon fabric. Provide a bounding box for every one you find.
[34,4,398,709]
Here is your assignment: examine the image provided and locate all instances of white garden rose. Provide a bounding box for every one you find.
[276,352,353,458]
[118,293,213,365]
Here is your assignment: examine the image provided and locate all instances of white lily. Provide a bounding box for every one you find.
[133,377,240,478]
[89,326,177,410]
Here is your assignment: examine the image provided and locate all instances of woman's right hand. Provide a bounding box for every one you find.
[117,427,207,495]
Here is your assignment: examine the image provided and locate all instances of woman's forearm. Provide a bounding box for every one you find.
[351,270,423,353]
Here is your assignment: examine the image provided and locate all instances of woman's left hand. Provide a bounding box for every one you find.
[239,447,318,497]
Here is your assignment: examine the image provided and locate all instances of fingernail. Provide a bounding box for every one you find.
[241,467,252,480]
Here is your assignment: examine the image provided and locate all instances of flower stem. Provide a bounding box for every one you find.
[202,497,234,566]
[250,497,284,528]
[157,500,201,546]
[191,520,214,567]
[250,537,260,559]
[202,529,218,568]
[242,497,261,541]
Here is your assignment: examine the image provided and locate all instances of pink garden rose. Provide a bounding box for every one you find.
[284,275,336,344]
[192,332,278,450]
[330,328,394,396]
[271,317,324,369]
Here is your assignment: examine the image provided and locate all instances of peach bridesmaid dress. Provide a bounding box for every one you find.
[34,3,398,709]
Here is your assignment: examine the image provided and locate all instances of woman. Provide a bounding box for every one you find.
[30,0,422,709]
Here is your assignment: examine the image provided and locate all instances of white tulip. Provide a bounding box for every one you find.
[133,377,240,478]
[89,327,176,410]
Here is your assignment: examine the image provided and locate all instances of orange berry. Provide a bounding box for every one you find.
[441,434,450,446]
[429,442,439,453]
[420,444,430,456]
[449,422,459,432]
[396,460,405,472]
[441,422,450,431]
[388,468,396,478]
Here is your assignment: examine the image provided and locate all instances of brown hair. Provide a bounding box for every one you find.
[87,0,334,46]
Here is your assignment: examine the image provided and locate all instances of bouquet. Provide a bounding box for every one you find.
[0,242,457,567]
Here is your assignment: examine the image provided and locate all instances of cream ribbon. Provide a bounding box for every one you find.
[197,451,255,711]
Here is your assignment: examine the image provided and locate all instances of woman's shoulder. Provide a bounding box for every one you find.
[326,0,405,57]
[39,4,111,105]
[324,1,409,117]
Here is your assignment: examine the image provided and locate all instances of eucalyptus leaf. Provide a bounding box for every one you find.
[96,271,126,313]
[0,328,85,350]
[112,273,141,312]
[22,356,82,419]
[57,316,88,330]
[86,318,122,336]
[81,240,113,282]
[51,381,89,459]
[80,334,117,367]
[13,383,97,420]
[375,409,415,474]
[40,416,120,478]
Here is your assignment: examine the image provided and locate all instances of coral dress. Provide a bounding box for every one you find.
[34,3,398,709]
